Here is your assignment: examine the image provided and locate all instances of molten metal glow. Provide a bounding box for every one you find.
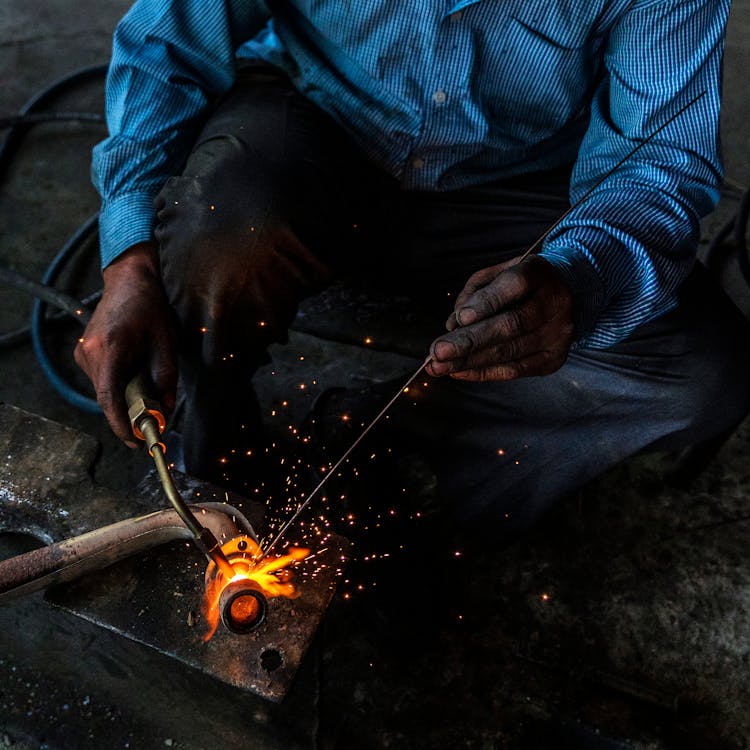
[202,535,310,641]
[229,593,261,625]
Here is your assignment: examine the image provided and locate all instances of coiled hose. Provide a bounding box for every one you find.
[1,64,107,413]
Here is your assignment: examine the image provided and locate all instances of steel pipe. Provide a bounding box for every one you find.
[0,502,255,602]
[219,579,268,633]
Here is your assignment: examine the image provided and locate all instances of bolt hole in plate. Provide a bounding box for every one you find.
[261,648,283,672]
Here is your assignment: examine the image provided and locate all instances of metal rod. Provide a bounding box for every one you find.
[259,355,433,559]
[0,503,247,602]
[139,419,204,539]
[139,418,237,580]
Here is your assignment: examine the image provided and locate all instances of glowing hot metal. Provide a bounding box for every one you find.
[203,534,310,640]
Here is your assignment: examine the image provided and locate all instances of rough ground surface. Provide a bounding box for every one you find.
[2,2,750,749]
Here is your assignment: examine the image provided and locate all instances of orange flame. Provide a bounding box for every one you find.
[201,535,310,641]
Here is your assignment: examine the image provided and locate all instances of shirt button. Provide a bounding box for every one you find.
[412,158,425,169]
[432,89,447,105]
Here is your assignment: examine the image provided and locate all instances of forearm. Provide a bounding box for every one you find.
[539,0,729,348]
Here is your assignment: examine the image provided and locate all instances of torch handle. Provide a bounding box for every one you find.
[123,373,237,580]
[125,373,166,445]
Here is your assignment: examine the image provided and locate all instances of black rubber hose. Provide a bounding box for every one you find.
[0,63,108,181]
[0,64,108,411]
[0,267,92,323]
[0,290,101,349]
[29,213,102,413]
[0,112,105,129]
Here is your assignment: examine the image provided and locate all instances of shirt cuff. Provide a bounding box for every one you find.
[538,246,606,344]
[98,191,158,269]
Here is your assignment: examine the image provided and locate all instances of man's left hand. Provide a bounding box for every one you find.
[426,255,574,382]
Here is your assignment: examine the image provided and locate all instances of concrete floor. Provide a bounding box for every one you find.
[2,2,750,749]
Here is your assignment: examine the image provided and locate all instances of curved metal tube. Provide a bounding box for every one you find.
[219,579,268,634]
[0,502,256,602]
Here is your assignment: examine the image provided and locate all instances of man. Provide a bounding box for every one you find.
[75,0,750,541]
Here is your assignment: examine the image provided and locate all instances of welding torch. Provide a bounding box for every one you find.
[125,373,236,580]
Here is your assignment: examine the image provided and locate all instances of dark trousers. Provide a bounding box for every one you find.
[154,63,750,541]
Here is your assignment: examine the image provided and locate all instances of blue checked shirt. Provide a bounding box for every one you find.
[93,0,729,348]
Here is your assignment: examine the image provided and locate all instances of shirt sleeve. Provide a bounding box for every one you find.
[538,0,730,349]
[92,0,269,269]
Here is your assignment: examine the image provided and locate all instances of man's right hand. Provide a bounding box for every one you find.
[74,242,178,447]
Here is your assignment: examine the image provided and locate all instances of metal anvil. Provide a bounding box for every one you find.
[0,403,350,702]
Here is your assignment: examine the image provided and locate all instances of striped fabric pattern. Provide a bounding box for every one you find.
[93,0,730,348]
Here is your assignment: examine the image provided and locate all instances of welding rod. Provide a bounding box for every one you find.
[259,355,433,560]
[125,374,236,580]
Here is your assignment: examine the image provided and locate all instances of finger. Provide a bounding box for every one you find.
[98,366,139,447]
[454,264,533,327]
[449,348,566,382]
[433,296,548,370]
[75,332,138,446]
[450,263,511,323]
[446,309,462,332]
[430,324,552,377]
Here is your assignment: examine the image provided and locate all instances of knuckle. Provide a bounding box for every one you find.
[73,343,86,367]
[498,308,524,339]
[96,388,117,410]
[503,338,525,362]
[500,362,523,380]
[451,329,478,355]
[507,266,531,297]
[523,298,544,328]
[473,369,492,383]
[471,287,497,315]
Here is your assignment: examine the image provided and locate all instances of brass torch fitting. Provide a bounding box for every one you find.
[125,373,166,453]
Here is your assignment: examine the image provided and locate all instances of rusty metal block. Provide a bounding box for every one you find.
[0,403,350,702]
